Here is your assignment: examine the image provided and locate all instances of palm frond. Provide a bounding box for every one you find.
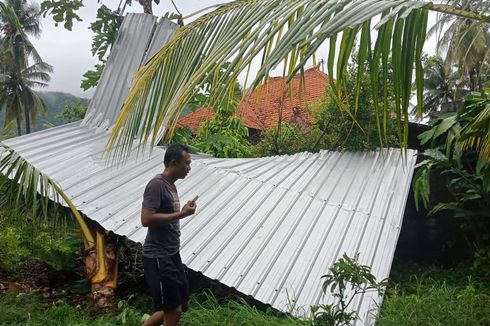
[107,0,433,160]
[0,145,95,245]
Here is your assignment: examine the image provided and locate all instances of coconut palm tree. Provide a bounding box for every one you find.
[413,55,460,118]
[103,0,489,161]
[0,0,45,134]
[428,0,490,92]
[0,60,52,135]
[1,0,41,37]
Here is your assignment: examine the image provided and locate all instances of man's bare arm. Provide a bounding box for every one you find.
[141,202,197,227]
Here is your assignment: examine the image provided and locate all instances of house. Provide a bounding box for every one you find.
[177,66,330,135]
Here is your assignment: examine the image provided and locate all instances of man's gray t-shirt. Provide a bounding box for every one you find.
[142,174,181,258]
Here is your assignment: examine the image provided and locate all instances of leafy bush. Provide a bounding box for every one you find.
[30,227,82,271]
[0,202,83,272]
[0,226,29,271]
[312,254,387,326]
[55,99,87,123]
[414,90,490,267]
[253,122,325,156]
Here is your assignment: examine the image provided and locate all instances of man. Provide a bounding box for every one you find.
[141,144,197,326]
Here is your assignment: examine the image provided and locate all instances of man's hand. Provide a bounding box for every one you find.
[181,201,197,217]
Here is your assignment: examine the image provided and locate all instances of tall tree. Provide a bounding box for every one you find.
[0,60,52,135]
[1,0,41,37]
[428,0,490,91]
[0,0,48,134]
[415,55,460,118]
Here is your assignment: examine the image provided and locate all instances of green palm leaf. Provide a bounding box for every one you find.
[0,145,95,245]
[107,0,488,160]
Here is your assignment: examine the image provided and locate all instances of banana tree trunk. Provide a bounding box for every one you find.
[84,225,119,310]
[60,191,119,310]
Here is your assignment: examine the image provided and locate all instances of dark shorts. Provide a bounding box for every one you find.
[143,253,190,311]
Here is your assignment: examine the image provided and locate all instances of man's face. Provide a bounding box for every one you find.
[174,151,192,179]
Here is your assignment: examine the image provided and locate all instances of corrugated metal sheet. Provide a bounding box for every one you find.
[82,14,177,130]
[1,13,417,324]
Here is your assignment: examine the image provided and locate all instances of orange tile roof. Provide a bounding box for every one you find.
[177,107,215,133]
[177,66,330,133]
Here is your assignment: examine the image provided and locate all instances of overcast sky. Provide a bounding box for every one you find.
[31,0,229,97]
[31,1,437,98]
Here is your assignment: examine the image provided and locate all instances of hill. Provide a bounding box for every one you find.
[0,91,90,135]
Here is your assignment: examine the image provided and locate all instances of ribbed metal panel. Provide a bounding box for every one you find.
[0,13,417,324]
[3,123,416,322]
[142,18,178,65]
[82,14,177,130]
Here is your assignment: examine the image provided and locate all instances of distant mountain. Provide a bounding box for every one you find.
[0,91,90,134]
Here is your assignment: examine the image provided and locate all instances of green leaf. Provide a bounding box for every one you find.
[433,115,458,139]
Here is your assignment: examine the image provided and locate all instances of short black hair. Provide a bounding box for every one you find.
[164,144,189,167]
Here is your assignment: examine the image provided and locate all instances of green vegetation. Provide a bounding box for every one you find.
[0,203,82,273]
[0,91,88,133]
[378,264,490,325]
[312,254,388,325]
[414,90,490,266]
[181,292,301,326]
[0,0,52,135]
[1,261,489,325]
[54,98,88,123]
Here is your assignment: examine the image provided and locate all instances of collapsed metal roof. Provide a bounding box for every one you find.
[1,14,417,324]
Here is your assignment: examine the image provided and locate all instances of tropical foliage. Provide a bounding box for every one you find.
[414,90,490,263]
[311,253,388,325]
[105,0,489,161]
[428,0,490,92]
[54,98,87,123]
[0,0,52,135]
[0,60,52,135]
[416,55,460,118]
[171,61,252,158]
[195,109,252,158]
[80,5,122,91]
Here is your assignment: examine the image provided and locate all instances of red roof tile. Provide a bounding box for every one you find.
[177,107,215,133]
[177,66,330,133]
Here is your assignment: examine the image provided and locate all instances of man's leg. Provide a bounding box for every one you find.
[142,310,164,326]
[163,305,182,326]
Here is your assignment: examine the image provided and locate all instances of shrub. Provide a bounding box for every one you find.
[0,226,29,271]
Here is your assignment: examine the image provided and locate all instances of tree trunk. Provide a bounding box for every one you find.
[59,192,120,311]
[138,0,153,15]
[15,115,22,136]
[21,86,31,134]
[84,225,119,311]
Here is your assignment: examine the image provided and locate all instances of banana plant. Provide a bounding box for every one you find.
[0,145,119,309]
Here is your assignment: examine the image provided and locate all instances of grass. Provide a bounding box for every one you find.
[377,264,490,326]
[181,291,302,326]
[0,292,93,326]
[0,291,302,326]
[1,264,490,326]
